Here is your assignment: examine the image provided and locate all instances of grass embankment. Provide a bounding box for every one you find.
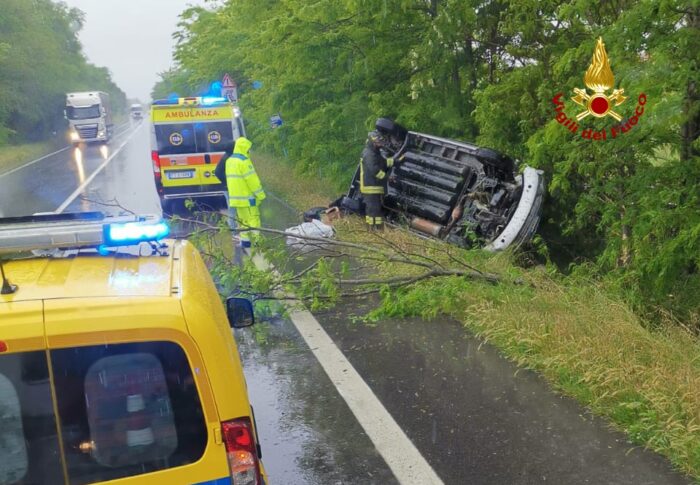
[253,152,339,209]
[0,141,55,175]
[253,150,700,479]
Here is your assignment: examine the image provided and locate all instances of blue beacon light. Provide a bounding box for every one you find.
[201,96,227,106]
[103,220,170,247]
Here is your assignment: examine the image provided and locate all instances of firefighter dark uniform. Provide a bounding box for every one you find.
[360,132,394,230]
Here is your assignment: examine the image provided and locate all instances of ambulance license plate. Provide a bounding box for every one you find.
[167,170,194,180]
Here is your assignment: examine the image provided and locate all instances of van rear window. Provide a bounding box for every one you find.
[155,121,234,155]
[0,352,64,485]
[155,123,197,155]
[51,341,208,485]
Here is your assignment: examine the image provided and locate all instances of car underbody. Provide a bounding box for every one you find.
[339,128,545,251]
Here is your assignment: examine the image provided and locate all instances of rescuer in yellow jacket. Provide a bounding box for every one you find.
[215,137,266,252]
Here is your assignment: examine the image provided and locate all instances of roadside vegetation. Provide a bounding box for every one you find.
[163,0,700,478]
[0,1,126,147]
[0,141,55,175]
[158,0,700,328]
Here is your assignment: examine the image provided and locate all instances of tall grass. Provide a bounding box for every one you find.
[0,141,54,175]
[253,151,340,210]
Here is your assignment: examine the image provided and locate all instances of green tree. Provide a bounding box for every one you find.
[0,0,126,145]
[160,0,700,324]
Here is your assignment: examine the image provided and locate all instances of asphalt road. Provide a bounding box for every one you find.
[0,122,693,484]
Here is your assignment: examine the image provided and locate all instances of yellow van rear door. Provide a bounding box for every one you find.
[0,301,44,353]
[0,301,66,485]
[43,297,231,485]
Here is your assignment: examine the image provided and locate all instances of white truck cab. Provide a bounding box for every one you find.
[65,91,113,144]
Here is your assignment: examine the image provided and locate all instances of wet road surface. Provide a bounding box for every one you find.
[1,124,694,484]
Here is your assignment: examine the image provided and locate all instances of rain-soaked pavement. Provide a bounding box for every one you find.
[1,122,694,484]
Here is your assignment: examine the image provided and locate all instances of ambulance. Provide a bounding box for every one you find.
[150,97,246,212]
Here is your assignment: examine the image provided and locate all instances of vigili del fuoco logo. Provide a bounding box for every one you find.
[552,37,647,141]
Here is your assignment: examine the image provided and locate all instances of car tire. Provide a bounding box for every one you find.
[476,147,515,174]
[375,117,396,134]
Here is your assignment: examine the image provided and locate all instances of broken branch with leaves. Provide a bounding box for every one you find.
[179,214,513,307]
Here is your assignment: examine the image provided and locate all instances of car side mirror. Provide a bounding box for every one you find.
[226,297,255,328]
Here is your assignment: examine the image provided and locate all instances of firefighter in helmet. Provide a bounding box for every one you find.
[359,119,400,230]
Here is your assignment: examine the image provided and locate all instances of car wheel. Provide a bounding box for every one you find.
[476,147,515,174]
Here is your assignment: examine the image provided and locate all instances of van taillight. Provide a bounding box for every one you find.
[151,151,161,174]
[222,418,261,485]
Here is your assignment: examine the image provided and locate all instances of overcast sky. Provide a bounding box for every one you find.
[62,0,207,101]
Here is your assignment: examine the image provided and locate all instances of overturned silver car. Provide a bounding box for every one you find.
[339,126,545,251]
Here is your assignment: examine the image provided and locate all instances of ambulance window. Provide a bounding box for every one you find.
[194,122,234,153]
[51,341,208,485]
[0,352,63,485]
[154,123,197,155]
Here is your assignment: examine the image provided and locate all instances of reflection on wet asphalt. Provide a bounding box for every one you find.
[0,123,138,217]
[2,128,693,484]
[235,319,397,485]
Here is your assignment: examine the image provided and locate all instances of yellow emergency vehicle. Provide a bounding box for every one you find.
[0,212,267,485]
[150,97,246,212]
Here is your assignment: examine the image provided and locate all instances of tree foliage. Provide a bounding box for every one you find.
[161,0,700,325]
[0,0,126,144]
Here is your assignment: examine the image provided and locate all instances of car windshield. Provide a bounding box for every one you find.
[66,105,101,120]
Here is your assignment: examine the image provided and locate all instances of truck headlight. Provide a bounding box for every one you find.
[98,131,105,137]
[70,131,80,141]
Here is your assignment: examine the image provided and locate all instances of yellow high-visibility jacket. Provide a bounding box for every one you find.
[225,137,266,208]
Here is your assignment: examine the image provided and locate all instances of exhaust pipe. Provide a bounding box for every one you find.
[409,217,443,237]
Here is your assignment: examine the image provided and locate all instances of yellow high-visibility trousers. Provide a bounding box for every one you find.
[229,206,261,248]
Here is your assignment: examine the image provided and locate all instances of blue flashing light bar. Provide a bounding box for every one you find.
[0,213,171,255]
[153,96,228,106]
[201,96,227,106]
[103,220,170,247]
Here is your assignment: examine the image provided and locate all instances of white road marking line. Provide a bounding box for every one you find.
[54,126,142,214]
[0,122,132,179]
[254,256,444,484]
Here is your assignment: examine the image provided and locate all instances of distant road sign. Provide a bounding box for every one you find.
[221,73,238,102]
[222,73,235,88]
[269,114,283,129]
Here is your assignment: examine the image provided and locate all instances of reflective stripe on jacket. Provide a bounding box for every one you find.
[226,137,266,208]
[360,139,389,195]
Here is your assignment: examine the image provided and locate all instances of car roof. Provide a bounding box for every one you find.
[0,245,177,302]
